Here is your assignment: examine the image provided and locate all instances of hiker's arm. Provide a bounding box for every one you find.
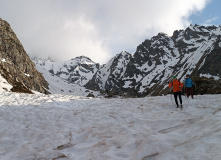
[168,81,172,88]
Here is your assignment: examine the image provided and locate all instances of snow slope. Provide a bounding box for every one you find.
[0,93,221,160]
[0,74,12,92]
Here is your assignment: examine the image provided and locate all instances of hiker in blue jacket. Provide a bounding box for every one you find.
[184,74,194,98]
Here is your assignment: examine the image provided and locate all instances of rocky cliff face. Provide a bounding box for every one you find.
[85,51,132,92]
[0,18,49,94]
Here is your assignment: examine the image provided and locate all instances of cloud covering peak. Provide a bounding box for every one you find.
[0,0,211,64]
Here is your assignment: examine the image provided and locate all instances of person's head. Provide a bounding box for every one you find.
[186,74,190,78]
[172,76,177,80]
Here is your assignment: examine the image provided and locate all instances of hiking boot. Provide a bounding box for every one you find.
[176,105,179,108]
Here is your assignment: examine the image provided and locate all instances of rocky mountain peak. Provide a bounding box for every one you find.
[0,18,49,94]
[71,56,95,64]
[84,51,132,91]
[84,24,221,96]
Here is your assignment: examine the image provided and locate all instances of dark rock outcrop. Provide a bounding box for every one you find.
[192,76,221,95]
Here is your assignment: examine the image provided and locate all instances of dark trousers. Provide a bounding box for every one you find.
[174,91,182,107]
[186,87,193,98]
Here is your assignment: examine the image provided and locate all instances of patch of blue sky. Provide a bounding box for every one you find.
[190,0,221,26]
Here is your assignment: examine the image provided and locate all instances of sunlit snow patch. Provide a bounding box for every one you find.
[200,73,220,80]
[25,73,30,77]
[1,58,6,62]
[0,74,12,92]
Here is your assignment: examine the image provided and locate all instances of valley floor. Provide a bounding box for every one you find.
[0,93,221,160]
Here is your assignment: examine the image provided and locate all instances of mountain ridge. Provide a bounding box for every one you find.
[33,24,221,96]
[84,24,221,96]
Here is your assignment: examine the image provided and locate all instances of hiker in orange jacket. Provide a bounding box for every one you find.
[168,76,183,109]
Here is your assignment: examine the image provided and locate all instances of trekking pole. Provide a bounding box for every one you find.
[183,83,190,104]
[194,82,197,99]
[183,81,186,97]
[170,88,174,107]
[185,86,190,103]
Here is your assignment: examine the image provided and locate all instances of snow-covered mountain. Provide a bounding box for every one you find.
[85,51,132,91]
[34,24,221,96]
[86,24,221,96]
[33,56,99,87]
[32,56,100,96]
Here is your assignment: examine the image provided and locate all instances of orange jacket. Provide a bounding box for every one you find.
[168,79,183,92]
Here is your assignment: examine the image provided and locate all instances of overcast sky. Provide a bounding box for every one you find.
[1,0,220,64]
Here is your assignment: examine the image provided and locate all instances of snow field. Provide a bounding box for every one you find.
[0,93,221,160]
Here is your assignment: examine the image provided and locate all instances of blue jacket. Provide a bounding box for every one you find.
[185,78,194,88]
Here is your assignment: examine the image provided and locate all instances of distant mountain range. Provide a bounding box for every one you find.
[1,16,220,96]
[33,24,221,96]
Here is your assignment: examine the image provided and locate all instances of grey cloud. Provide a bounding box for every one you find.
[0,0,211,64]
